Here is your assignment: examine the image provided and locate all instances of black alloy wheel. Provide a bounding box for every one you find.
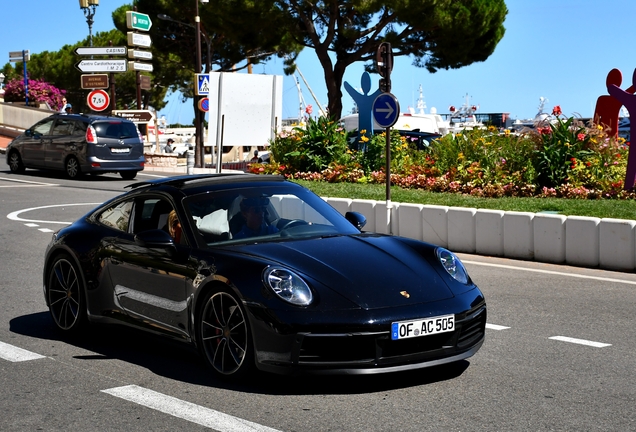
[65,156,81,179]
[198,290,253,378]
[47,254,86,332]
[8,151,25,173]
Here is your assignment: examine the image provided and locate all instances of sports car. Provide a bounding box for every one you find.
[43,174,486,378]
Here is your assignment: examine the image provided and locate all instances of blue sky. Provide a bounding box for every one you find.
[2,1,635,124]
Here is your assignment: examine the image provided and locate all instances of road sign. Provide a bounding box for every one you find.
[139,75,151,90]
[372,92,400,128]
[112,109,154,123]
[75,46,127,56]
[87,89,110,112]
[375,42,393,78]
[126,11,152,31]
[127,32,152,48]
[196,73,210,96]
[75,59,127,73]
[9,50,30,62]
[128,61,153,72]
[81,74,109,89]
[198,98,209,112]
[128,49,152,60]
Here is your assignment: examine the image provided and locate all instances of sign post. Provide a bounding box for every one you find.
[9,50,30,106]
[375,42,396,234]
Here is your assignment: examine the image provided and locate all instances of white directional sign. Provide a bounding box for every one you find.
[127,32,152,48]
[75,59,127,73]
[196,73,210,96]
[128,49,152,60]
[128,61,153,72]
[9,50,30,62]
[75,46,127,56]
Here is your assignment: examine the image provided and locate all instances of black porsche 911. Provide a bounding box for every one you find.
[43,174,486,378]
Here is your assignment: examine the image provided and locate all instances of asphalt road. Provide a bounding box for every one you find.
[1,166,636,431]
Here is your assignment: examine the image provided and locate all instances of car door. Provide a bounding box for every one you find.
[98,196,195,338]
[46,117,83,169]
[21,118,54,167]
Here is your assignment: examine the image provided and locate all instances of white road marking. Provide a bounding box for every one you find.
[24,223,39,227]
[0,341,46,362]
[486,324,510,330]
[0,177,59,187]
[7,203,101,225]
[463,260,636,286]
[38,228,55,233]
[102,385,282,432]
[548,336,611,348]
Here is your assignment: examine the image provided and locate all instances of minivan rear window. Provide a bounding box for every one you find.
[93,121,139,139]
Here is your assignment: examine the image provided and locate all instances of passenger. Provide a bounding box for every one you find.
[167,210,183,244]
[233,197,279,239]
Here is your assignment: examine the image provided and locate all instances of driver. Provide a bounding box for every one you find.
[233,197,279,239]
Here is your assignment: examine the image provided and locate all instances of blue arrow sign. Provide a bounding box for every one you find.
[372,92,400,128]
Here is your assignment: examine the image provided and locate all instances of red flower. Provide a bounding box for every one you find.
[577,133,585,141]
[552,105,562,116]
[305,104,313,115]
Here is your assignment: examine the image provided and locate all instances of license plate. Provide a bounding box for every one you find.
[111,147,130,154]
[391,314,455,340]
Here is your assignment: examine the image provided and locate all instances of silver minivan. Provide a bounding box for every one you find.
[6,113,145,180]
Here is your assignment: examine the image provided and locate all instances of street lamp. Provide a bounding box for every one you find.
[79,0,99,47]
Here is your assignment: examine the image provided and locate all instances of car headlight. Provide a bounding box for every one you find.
[436,248,469,284]
[264,267,313,306]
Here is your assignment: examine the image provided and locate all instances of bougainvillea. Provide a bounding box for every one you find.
[3,77,66,111]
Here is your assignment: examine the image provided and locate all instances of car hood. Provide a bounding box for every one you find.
[237,234,454,309]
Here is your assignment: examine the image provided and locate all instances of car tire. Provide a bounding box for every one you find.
[65,156,82,179]
[8,151,25,174]
[46,254,87,333]
[196,288,254,379]
[120,171,137,180]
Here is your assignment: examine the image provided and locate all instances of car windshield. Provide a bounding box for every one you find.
[185,184,360,246]
[93,121,139,139]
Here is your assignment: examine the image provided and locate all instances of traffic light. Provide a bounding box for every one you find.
[376,42,393,92]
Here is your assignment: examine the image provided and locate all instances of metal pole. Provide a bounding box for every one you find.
[194,0,204,168]
[385,127,392,235]
[23,50,28,107]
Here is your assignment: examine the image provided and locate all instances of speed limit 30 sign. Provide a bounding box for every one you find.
[87,89,110,112]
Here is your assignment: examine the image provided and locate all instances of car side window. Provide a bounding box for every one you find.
[31,119,55,136]
[98,200,133,233]
[51,119,75,136]
[71,121,87,137]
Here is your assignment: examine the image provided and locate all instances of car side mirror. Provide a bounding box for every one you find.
[135,229,176,249]
[25,129,33,137]
[345,211,367,230]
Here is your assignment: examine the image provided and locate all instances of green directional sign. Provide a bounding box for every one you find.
[126,11,152,32]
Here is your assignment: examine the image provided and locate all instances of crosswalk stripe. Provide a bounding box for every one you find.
[0,341,46,362]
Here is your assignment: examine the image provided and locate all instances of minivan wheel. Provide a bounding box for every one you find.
[120,171,137,180]
[65,156,81,179]
[8,151,25,173]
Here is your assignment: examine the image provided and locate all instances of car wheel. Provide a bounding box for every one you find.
[65,156,81,179]
[197,289,254,378]
[8,151,25,174]
[46,254,87,332]
[120,171,137,180]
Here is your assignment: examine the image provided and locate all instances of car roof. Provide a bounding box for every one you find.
[125,173,287,193]
[48,113,135,123]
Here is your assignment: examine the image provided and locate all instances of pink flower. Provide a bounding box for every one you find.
[305,104,313,115]
[577,133,585,141]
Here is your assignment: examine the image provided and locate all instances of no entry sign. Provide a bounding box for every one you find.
[87,89,110,112]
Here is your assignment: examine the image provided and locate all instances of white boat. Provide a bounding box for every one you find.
[512,97,554,131]
[340,85,450,142]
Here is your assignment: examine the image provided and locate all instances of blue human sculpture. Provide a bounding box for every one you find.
[344,72,382,150]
